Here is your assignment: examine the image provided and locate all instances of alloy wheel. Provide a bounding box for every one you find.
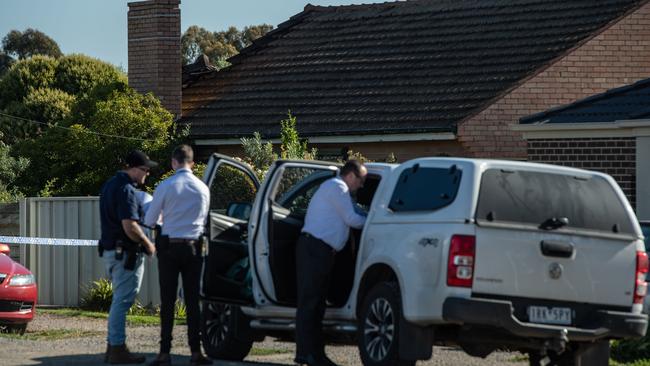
[363,297,395,362]
[205,303,231,347]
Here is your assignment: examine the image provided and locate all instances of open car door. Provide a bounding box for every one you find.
[201,153,260,305]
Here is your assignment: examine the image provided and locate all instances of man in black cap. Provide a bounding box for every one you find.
[99,150,157,364]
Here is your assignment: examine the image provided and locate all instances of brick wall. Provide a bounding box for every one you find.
[528,137,636,207]
[128,0,181,117]
[459,3,650,159]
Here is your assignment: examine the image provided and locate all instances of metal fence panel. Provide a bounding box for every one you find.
[19,197,160,306]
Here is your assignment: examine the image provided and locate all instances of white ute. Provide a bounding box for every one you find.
[198,154,648,366]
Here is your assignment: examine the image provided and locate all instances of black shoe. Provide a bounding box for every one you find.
[294,354,338,366]
[189,354,211,365]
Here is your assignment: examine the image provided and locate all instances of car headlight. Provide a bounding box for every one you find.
[9,274,35,286]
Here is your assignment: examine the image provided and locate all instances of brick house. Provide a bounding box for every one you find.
[127,0,650,162]
[515,78,650,218]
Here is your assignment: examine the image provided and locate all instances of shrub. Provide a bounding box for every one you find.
[80,278,113,312]
[611,336,650,363]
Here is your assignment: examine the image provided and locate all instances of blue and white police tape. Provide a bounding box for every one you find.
[0,235,98,247]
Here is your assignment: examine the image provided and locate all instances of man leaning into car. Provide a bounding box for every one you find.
[295,160,368,366]
[98,150,157,364]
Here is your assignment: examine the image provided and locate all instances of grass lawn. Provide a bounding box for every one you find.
[37,308,186,326]
[0,328,103,341]
[249,347,291,356]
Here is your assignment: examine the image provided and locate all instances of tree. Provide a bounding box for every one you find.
[0,54,126,143]
[0,133,29,202]
[181,24,273,67]
[2,29,62,60]
[13,85,178,196]
[0,52,12,77]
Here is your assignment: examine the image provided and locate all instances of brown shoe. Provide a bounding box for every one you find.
[107,344,146,364]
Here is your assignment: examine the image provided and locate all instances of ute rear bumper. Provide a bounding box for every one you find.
[443,297,647,341]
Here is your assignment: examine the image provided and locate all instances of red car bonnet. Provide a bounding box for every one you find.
[0,252,31,276]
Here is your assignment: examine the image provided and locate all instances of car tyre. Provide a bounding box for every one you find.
[201,302,253,361]
[358,282,415,366]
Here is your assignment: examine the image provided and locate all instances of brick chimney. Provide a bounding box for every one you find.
[128,0,181,118]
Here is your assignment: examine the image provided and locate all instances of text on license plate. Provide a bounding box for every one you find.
[527,306,572,325]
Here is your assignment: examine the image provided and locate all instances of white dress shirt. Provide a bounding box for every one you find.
[144,168,210,239]
[301,176,366,251]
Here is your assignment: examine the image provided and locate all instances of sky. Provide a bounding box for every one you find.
[0,0,388,70]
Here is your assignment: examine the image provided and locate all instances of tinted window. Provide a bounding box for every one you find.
[275,168,335,217]
[389,165,462,212]
[476,169,634,234]
[210,163,257,216]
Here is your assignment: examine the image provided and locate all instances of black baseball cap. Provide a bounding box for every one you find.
[125,150,158,168]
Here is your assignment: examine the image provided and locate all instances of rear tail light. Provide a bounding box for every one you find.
[634,251,649,304]
[447,235,476,288]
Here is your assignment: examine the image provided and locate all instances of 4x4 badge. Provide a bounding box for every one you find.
[418,238,439,248]
[549,262,563,280]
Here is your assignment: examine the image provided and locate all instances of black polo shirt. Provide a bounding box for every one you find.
[99,171,140,251]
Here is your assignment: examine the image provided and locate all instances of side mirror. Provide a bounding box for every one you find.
[226,202,252,221]
[0,243,10,255]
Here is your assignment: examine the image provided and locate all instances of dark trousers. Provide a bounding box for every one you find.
[157,241,202,353]
[295,233,337,360]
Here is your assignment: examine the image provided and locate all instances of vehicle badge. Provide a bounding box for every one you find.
[418,238,439,248]
[548,262,563,280]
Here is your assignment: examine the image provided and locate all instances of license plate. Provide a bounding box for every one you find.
[527,306,572,325]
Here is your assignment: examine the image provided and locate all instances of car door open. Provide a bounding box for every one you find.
[201,154,260,305]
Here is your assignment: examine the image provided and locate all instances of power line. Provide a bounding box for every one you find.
[0,111,156,142]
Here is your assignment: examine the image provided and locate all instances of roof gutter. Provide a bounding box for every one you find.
[511,120,650,139]
[194,132,456,146]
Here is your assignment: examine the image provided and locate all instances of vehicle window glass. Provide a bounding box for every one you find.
[274,167,335,217]
[389,165,462,212]
[476,169,634,234]
[210,162,257,216]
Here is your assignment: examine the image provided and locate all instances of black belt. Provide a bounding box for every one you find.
[169,238,199,245]
[301,232,337,254]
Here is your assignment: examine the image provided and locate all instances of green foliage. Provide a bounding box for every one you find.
[612,336,650,363]
[13,86,177,196]
[210,163,258,213]
[181,24,273,66]
[385,152,398,163]
[0,52,12,77]
[280,112,317,160]
[0,55,57,108]
[0,54,127,144]
[148,162,207,194]
[241,132,277,178]
[54,54,126,97]
[174,300,187,319]
[80,278,113,312]
[0,134,29,203]
[2,28,62,60]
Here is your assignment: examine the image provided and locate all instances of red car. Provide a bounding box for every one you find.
[0,243,37,334]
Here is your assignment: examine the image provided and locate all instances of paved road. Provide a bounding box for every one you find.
[0,313,528,365]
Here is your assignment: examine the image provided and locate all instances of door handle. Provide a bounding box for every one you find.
[540,240,574,258]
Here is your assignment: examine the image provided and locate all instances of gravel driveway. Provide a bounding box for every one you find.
[0,313,528,366]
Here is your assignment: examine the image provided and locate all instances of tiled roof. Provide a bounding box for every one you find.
[181,0,647,139]
[521,77,650,124]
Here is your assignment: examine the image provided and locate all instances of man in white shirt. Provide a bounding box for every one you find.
[295,160,368,366]
[144,145,211,366]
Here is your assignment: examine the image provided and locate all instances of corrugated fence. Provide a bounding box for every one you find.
[18,197,161,306]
